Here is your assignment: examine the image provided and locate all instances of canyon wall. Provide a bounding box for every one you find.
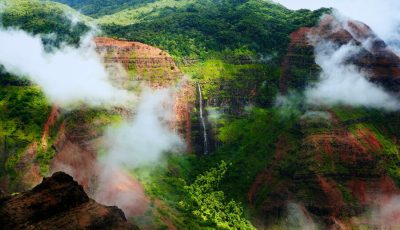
[94,37,194,149]
[280,15,400,94]
[251,15,400,228]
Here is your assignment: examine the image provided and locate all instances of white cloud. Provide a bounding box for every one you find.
[305,41,400,110]
[272,0,400,47]
[101,88,184,168]
[0,28,133,107]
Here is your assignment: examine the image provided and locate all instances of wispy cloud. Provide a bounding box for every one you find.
[273,0,400,50]
[0,28,133,107]
[305,40,400,110]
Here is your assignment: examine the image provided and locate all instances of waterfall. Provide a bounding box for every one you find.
[197,83,209,155]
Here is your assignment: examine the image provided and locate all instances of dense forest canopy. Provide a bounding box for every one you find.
[52,0,330,59]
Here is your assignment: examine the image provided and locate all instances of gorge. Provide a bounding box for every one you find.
[1,0,400,229]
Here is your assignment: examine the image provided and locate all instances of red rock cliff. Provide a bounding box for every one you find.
[94,37,194,149]
[280,15,400,93]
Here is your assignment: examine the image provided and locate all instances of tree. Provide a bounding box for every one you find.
[180,161,255,230]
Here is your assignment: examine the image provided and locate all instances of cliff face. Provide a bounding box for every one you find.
[280,15,400,93]
[250,15,400,228]
[0,171,138,230]
[94,37,194,149]
[2,38,190,220]
[94,37,181,85]
[279,27,319,93]
[249,114,400,228]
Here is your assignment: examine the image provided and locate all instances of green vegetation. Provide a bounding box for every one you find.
[182,57,281,107]
[208,108,298,203]
[99,0,329,59]
[0,73,50,181]
[1,0,89,46]
[132,157,256,229]
[180,161,255,230]
[53,0,158,17]
[0,0,92,185]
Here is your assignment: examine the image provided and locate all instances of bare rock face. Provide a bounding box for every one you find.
[0,171,139,230]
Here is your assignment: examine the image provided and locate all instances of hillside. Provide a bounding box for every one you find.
[1,0,400,229]
[53,0,157,17]
[55,0,329,59]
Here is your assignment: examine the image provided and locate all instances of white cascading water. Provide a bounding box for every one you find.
[197,83,209,155]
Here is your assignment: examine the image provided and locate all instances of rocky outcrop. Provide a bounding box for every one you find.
[312,16,400,92]
[0,171,139,230]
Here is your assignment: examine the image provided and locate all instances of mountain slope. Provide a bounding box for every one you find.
[245,15,400,228]
[99,0,329,59]
[1,0,90,46]
[53,0,157,17]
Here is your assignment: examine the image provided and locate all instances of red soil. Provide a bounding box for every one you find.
[41,105,59,151]
[347,176,399,205]
[316,175,345,216]
[355,129,382,152]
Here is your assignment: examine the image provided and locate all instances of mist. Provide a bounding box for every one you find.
[273,0,400,49]
[101,88,184,168]
[0,28,133,107]
[89,88,184,216]
[305,40,400,110]
[285,203,318,230]
[371,196,400,228]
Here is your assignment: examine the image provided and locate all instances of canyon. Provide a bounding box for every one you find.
[1,2,400,227]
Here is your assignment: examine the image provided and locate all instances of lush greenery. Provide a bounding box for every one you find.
[0,72,50,183]
[101,0,329,59]
[1,0,89,46]
[53,0,158,17]
[180,161,255,229]
[132,156,256,229]
[182,58,281,108]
